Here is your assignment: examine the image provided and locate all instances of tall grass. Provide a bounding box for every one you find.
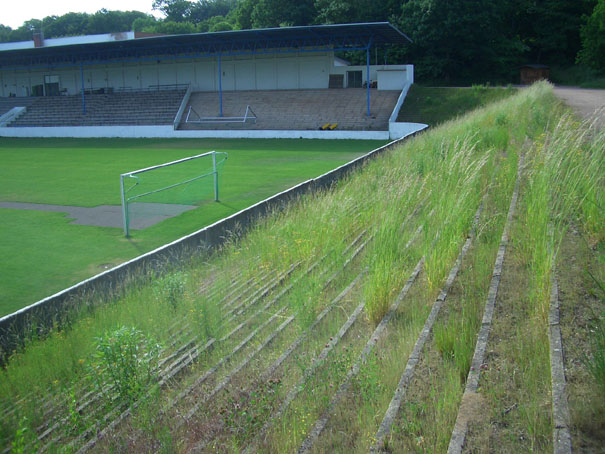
[522,112,604,318]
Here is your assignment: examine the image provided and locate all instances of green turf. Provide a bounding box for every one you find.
[397,84,517,126]
[0,138,382,315]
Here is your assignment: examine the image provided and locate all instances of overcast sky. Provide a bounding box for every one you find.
[2,0,162,29]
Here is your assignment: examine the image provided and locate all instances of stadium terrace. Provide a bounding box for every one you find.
[0,22,425,140]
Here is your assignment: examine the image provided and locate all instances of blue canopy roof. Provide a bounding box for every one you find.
[0,22,411,69]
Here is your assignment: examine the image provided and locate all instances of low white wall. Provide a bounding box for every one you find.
[389,82,412,124]
[377,70,406,90]
[173,85,192,129]
[0,125,389,140]
[389,122,428,140]
[0,106,26,127]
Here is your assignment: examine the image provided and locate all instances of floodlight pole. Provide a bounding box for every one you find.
[213,151,219,201]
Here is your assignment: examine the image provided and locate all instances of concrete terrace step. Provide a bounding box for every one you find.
[178,88,399,131]
[8,90,186,127]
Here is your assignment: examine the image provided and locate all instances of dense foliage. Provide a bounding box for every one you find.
[0,0,602,84]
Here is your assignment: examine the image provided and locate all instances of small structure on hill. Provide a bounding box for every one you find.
[520,64,550,85]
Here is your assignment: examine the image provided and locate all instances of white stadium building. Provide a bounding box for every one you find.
[0,22,425,139]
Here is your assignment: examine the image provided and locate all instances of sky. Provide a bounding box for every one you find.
[1,0,163,29]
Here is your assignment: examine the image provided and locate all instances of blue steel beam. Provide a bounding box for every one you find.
[0,44,371,73]
[0,34,381,69]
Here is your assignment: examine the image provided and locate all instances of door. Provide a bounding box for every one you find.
[347,71,362,88]
[44,75,60,96]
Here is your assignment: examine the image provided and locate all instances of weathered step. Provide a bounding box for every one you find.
[371,199,484,452]
[447,154,524,454]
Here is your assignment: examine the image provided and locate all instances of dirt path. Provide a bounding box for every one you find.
[553,86,605,128]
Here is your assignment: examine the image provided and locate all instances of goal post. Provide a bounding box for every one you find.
[120,150,228,237]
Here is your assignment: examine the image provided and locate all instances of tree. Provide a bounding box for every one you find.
[513,0,596,64]
[396,0,526,83]
[249,0,316,28]
[578,0,605,71]
[0,25,12,42]
[86,10,148,35]
[189,0,237,23]
[153,0,194,22]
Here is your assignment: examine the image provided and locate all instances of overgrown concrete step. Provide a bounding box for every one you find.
[134,227,369,450]
[191,268,369,451]
[299,256,425,453]
[243,271,368,453]
[447,154,524,454]
[59,214,367,451]
[548,273,572,454]
[371,199,485,452]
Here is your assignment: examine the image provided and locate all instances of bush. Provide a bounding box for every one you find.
[88,326,161,404]
[153,272,187,309]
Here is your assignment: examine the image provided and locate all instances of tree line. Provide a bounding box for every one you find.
[1,0,603,84]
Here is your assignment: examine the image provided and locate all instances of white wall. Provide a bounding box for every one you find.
[329,64,413,90]
[1,52,412,96]
[0,125,389,140]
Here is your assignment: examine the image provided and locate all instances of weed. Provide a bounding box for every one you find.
[65,385,85,436]
[88,326,161,405]
[153,272,187,310]
[221,378,282,443]
[10,417,32,454]
[353,352,384,403]
[582,311,605,396]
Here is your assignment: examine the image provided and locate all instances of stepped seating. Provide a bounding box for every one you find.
[0,97,36,116]
[8,89,186,127]
[178,89,400,131]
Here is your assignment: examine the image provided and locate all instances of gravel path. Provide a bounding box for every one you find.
[553,86,605,128]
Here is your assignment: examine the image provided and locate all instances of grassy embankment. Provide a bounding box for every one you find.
[397,84,517,126]
[0,83,602,453]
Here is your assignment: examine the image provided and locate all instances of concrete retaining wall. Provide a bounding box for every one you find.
[0,125,427,359]
[0,125,392,140]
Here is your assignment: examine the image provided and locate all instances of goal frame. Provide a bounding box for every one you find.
[120,150,223,237]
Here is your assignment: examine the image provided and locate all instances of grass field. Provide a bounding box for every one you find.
[0,138,382,315]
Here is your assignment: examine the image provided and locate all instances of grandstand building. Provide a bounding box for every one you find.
[0,22,425,139]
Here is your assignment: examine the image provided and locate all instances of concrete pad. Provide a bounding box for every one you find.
[0,202,197,229]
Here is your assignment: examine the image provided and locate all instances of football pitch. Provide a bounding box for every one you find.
[0,137,383,316]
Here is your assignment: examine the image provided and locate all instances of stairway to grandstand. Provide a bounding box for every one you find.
[7,89,186,127]
[0,97,37,116]
[178,89,400,131]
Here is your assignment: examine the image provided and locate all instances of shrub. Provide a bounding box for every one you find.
[153,272,187,309]
[88,326,161,404]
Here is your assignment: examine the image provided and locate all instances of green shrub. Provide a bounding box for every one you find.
[153,272,187,309]
[88,326,161,404]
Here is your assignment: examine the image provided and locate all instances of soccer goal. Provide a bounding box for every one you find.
[120,151,228,236]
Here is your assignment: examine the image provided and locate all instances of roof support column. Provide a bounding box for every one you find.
[80,62,86,115]
[366,38,373,117]
[218,53,223,117]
